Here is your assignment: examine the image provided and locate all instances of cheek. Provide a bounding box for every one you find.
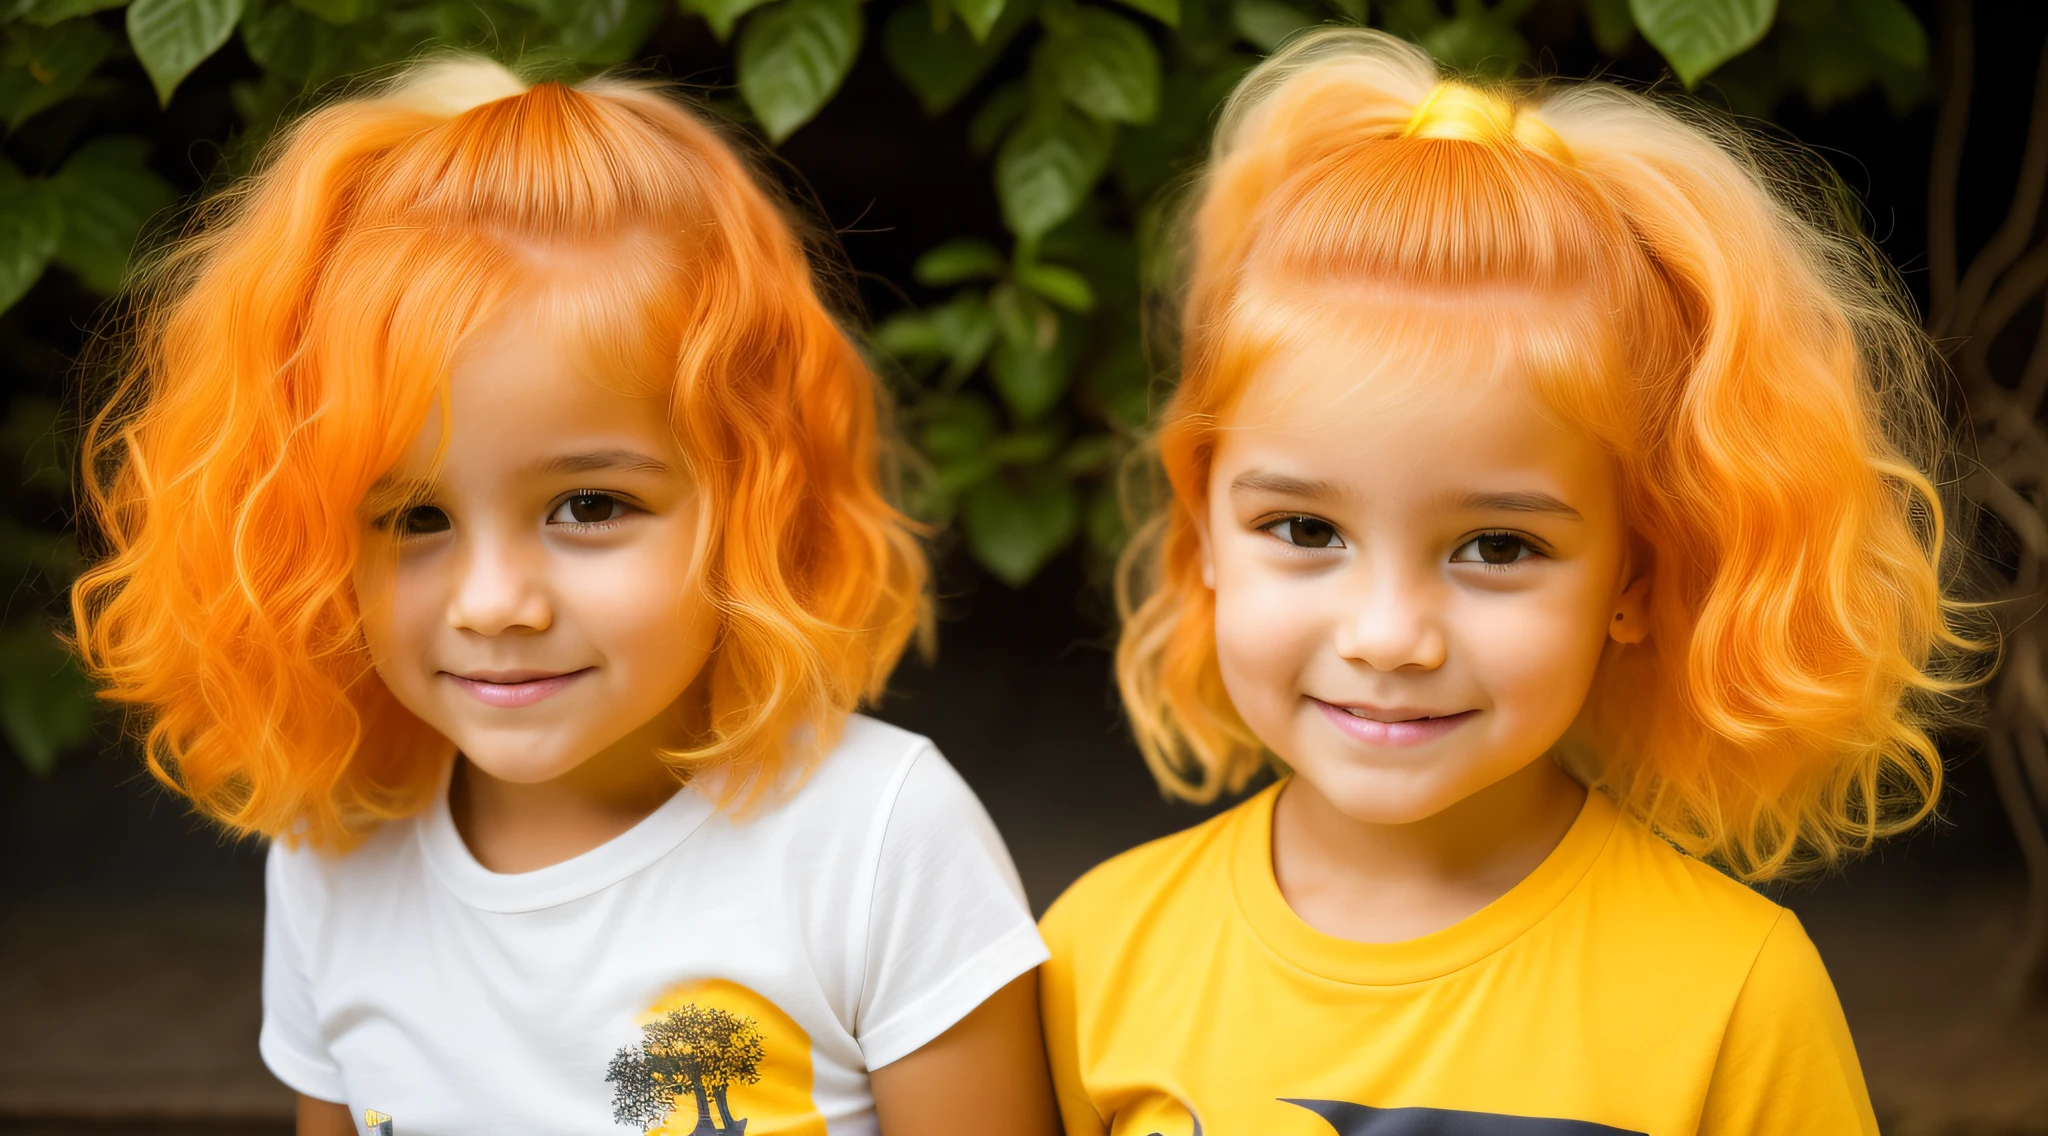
[1460,579,1612,727]
[573,529,716,686]
[1210,544,1322,718]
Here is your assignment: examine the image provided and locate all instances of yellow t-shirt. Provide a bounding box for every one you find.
[1039,782,1877,1136]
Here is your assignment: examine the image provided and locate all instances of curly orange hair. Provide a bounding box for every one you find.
[1117,30,1987,880]
[71,58,926,848]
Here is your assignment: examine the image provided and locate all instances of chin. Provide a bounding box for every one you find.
[1292,757,1468,827]
[452,737,590,785]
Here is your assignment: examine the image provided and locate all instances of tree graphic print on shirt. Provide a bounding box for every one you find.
[608,1004,765,1134]
[608,978,828,1136]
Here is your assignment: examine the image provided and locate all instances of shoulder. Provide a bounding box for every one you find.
[263,816,424,937]
[790,713,938,809]
[753,713,989,869]
[1601,804,1784,929]
[1579,799,1789,974]
[1040,789,1255,957]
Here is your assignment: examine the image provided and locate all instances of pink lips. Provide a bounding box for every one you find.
[1314,698,1476,747]
[445,669,591,708]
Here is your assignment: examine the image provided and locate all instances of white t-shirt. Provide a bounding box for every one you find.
[260,715,1047,1135]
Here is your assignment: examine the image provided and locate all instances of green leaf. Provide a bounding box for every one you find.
[0,622,96,778]
[0,18,115,131]
[49,136,175,295]
[951,0,1006,40]
[0,163,62,317]
[962,468,1079,585]
[1630,0,1774,87]
[228,68,297,132]
[1584,0,1633,53]
[1,397,70,493]
[1847,0,1924,70]
[985,426,1062,465]
[1058,431,1119,476]
[884,0,1023,116]
[682,0,771,39]
[735,0,862,142]
[914,238,1008,285]
[1083,339,1153,429]
[17,0,130,26]
[1113,53,1253,199]
[968,81,1028,153]
[988,282,1076,420]
[1109,0,1174,26]
[1419,11,1526,76]
[1042,3,1159,124]
[1084,477,1126,557]
[1015,261,1095,311]
[240,0,324,82]
[1231,0,1313,51]
[1321,0,1362,21]
[995,99,1114,239]
[128,0,246,105]
[289,0,367,21]
[539,0,665,61]
[875,291,998,384]
[921,392,1001,462]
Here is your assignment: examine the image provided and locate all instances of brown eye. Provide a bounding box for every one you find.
[550,493,625,525]
[1454,533,1535,566]
[399,505,450,535]
[1267,516,1343,549]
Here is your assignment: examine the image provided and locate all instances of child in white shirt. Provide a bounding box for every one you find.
[72,57,1055,1136]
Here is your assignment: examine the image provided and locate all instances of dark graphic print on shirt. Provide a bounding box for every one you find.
[1284,1099,1649,1135]
[605,978,828,1136]
[1139,1099,1649,1136]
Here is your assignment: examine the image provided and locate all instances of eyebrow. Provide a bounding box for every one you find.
[1454,490,1584,520]
[1228,470,1348,502]
[1229,472,1583,521]
[527,449,676,477]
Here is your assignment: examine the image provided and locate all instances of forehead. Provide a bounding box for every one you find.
[385,289,684,481]
[1211,298,1616,499]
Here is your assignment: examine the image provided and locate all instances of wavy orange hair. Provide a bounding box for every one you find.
[1117,30,1987,880]
[71,58,926,848]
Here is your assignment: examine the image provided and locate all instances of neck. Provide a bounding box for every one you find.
[1270,756,1586,944]
[448,709,693,875]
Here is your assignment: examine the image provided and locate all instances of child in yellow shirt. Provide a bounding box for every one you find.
[1040,29,1981,1136]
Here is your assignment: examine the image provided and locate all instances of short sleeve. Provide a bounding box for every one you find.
[258,841,348,1104]
[1698,909,1879,1135]
[852,745,1049,1069]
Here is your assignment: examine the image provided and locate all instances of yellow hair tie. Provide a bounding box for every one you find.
[1403,81,1571,165]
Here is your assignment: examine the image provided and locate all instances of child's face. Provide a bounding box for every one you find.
[351,304,716,788]
[1202,338,1642,825]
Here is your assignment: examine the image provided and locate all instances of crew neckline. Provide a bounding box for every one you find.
[417,760,716,914]
[1230,778,1618,985]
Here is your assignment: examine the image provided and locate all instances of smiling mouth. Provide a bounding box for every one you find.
[1312,698,1476,746]
[444,668,593,709]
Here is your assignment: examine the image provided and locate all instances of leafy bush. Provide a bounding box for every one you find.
[0,0,1931,771]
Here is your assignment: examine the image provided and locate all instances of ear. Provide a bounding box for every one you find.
[1608,573,1652,646]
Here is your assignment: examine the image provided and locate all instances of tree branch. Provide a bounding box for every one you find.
[1930,0,1975,339]
[1952,36,2048,342]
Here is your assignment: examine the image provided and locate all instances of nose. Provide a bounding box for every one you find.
[447,533,552,637]
[1330,560,1446,672]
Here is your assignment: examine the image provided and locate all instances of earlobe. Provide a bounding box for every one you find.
[1609,575,1652,645]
